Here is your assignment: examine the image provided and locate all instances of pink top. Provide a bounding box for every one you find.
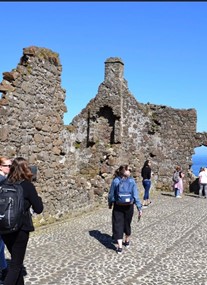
[174,172,184,193]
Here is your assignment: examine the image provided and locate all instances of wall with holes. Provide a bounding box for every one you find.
[1,47,207,225]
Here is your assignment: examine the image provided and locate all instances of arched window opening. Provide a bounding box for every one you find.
[192,146,207,177]
[87,106,120,147]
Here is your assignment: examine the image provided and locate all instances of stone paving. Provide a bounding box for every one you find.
[6,191,207,285]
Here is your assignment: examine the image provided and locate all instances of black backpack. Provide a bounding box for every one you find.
[0,180,24,234]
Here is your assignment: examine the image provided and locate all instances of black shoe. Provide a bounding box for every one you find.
[116,247,122,254]
[124,241,130,248]
[22,265,27,276]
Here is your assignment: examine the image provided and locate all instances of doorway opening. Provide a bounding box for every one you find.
[192,146,207,177]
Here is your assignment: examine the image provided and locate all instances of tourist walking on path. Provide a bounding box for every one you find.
[108,165,142,254]
[198,167,207,198]
[141,160,152,207]
[0,157,12,282]
[0,157,44,285]
[172,165,184,198]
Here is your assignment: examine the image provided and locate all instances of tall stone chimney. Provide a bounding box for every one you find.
[104,57,124,82]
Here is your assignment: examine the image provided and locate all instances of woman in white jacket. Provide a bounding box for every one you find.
[198,167,207,198]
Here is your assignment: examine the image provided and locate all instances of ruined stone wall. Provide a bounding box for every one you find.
[0,47,94,224]
[1,47,207,225]
[65,57,203,195]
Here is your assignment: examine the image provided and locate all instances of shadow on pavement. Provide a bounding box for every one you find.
[184,193,200,199]
[161,191,200,199]
[89,230,116,251]
[161,192,175,198]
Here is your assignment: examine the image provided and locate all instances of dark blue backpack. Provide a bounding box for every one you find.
[115,178,134,205]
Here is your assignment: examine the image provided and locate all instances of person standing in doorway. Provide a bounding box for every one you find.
[141,160,152,208]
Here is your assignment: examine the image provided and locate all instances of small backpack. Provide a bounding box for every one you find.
[115,178,134,205]
[172,171,180,183]
[0,180,24,234]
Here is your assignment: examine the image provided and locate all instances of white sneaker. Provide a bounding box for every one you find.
[176,196,182,198]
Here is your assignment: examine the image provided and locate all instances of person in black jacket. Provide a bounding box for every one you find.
[0,157,44,285]
[0,156,12,282]
[141,160,152,208]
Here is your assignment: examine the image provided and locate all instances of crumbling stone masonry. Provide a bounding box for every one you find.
[0,46,207,225]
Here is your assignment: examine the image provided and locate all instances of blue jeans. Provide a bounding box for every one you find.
[199,183,207,197]
[142,179,151,200]
[0,237,7,270]
[174,188,180,197]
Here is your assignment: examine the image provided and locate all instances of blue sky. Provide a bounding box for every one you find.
[0,2,207,135]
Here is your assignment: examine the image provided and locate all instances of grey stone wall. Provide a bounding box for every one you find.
[0,47,207,225]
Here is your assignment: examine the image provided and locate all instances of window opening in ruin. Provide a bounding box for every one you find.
[87,111,96,147]
[87,106,120,147]
[192,146,207,177]
[97,106,119,144]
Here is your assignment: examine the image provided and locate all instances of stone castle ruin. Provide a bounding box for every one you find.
[0,46,207,225]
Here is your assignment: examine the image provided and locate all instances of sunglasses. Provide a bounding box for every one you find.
[1,165,12,168]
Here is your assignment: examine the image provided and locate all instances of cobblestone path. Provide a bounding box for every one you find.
[11,192,207,285]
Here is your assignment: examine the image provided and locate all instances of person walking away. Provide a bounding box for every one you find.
[173,166,184,198]
[141,160,152,207]
[198,167,207,198]
[0,157,12,282]
[108,165,142,254]
[0,157,43,285]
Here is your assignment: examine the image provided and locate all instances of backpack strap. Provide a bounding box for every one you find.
[3,179,24,185]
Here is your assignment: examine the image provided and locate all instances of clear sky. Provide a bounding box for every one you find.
[0,2,207,133]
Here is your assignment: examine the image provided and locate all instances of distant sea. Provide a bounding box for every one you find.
[192,154,207,177]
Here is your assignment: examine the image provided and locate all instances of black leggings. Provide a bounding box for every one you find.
[112,203,134,241]
[2,230,29,285]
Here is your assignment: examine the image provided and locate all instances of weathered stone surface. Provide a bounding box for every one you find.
[3,71,19,82]
[0,127,8,141]
[0,83,15,92]
[0,46,206,226]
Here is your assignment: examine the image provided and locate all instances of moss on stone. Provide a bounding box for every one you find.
[23,46,60,66]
